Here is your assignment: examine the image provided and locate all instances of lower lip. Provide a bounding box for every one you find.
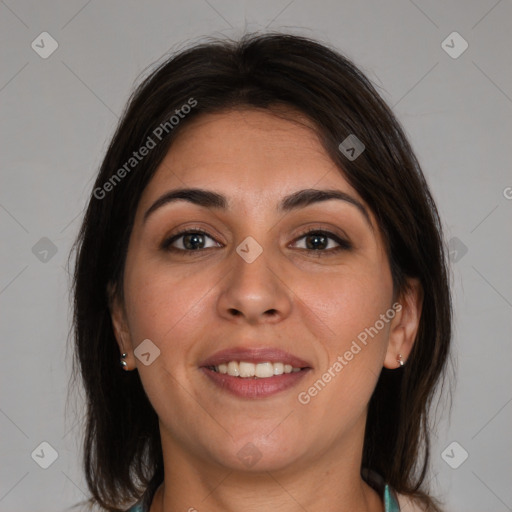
[200,367,311,399]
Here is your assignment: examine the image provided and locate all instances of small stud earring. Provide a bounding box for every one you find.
[396,353,405,367]
[120,353,128,369]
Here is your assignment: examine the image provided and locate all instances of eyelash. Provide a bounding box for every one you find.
[161,227,352,256]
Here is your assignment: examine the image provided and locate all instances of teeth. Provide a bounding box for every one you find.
[255,362,274,378]
[227,361,239,377]
[212,361,303,378]
[239,361,255,378]
[273,362,284,375]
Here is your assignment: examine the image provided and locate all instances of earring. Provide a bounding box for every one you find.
[120,353,128,370]
[396,353,405,367]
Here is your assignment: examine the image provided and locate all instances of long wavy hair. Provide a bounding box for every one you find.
[69,32,453,512]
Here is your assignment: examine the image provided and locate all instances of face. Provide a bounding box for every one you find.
[111,108,409,474]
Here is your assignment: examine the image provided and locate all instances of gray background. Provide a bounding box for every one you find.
[1,1,511,511]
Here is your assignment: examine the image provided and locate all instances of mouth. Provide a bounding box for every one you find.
[199,347,312,399]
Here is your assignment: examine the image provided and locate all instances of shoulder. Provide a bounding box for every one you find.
[396,491,427,512]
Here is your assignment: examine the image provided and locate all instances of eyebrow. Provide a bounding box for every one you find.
[143,187,372,228]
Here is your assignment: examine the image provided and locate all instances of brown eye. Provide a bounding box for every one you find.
[162,229,220,253]
[291,230,352,253]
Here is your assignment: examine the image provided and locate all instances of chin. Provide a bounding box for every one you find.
[205,433,307,473]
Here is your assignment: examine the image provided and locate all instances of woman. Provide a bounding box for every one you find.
[70,33,452,512]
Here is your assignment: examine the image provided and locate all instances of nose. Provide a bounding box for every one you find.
[216,243,292,325]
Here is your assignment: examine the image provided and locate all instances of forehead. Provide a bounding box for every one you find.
[140,108,360,207]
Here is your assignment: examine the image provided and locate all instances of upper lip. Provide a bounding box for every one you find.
[199,347,312,369]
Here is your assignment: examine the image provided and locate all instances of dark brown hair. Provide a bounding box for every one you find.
[69,32,453,511]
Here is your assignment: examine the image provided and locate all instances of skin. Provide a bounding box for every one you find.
[110,108,423,512]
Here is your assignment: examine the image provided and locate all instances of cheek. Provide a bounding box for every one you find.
[121,258,217,428]
[301,259,393,348]
[295,263,392,416]
[122,256,212,359]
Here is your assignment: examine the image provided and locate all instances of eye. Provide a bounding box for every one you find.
[161,228,220,253]
[290,229,351,254]
[161,228,351,255]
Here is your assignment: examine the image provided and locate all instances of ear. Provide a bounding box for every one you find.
[107,281,134,369]
[383,277,423,369]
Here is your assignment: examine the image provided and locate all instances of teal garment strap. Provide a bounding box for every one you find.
[126,503,145,512]
[384,483,401,512]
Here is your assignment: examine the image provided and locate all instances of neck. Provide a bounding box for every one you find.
[151,474,383,512]
[149,416,384,512]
